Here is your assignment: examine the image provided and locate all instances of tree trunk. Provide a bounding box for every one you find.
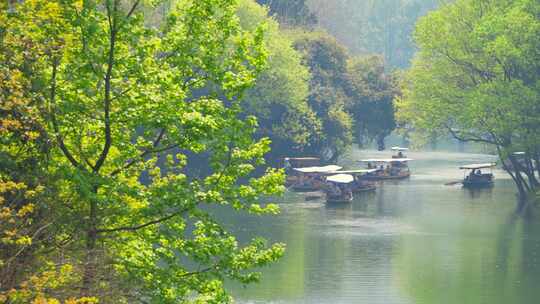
[497,147,528,199]
[376,135,385,151]
[534,153,540,180]
[81,191,98,297]
[524,157,539,189]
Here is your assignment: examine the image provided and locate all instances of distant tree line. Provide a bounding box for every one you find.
[243,0,400,161]
[308,0,439,68]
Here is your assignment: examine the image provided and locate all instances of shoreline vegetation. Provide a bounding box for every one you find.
[1,0,538,303]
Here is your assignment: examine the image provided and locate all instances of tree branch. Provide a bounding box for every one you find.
[445,125,496,145]
[94,0,118,173]
[96,207,189,234]
[49,59,81,168]
[126,0,141,19]
[109,128,172,176]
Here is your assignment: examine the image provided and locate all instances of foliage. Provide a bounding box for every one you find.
[347,55,398,150]
[237,0,322,155]
[397,0,540,199]
[308,0,439,68]
[1,0,285,303]
[293,31,353,160]
[255,0,316,27]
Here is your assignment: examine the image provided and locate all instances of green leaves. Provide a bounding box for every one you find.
[397,0,540,193]
[1,0,285,302]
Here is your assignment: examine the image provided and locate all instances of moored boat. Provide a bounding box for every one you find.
[360,158,413,180]
[391,146,409,159]
[460,163,496,188]
[326,169,378,192]
[325,174,354,203]
[291,165,343,191]
[284,157,321,186]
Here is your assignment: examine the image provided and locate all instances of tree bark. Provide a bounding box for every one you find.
[81,188,99,297]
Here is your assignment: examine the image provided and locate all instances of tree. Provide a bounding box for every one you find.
[397,0,540,205]
[255,0,316,27]
[1,0,285,302]
[347,55,398,150]
[293,32,353,161]
[308,0,439,68]
[237,0,322,158]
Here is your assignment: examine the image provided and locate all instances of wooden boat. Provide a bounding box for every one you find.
[325,174,354,203]
[360,158,413,180]
[291,165,343,191]
[325,169,378,192]
[284,157,321,186]
[460,163,496,188]
[391,146,409,159]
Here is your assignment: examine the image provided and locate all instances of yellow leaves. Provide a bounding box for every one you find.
[17,203,35,217]
[73,0,84,13]
[65,297,99,304]
[0,180,27,193]
[31,296,60,304]
[123,194,145,210]
[3,263,99,304]
[15,235,32,246]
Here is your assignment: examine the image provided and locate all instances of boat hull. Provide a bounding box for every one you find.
[326,197,353,204]
[364,172,410,180]
[292,185,321,192]
[353,185,376,193]
[462,180,494,188]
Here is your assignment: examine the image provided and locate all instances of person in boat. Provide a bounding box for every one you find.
[327,181,342,196]
[342,186,353,201]
[397,151,404,158]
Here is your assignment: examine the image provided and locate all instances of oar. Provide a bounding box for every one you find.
[445,180,462,186]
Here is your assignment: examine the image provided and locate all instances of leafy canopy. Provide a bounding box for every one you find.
[1,0,285,302]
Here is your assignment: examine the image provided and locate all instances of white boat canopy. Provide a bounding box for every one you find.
[391,146,409,151]
[360,158,413,163]
[459,163,496,170]
[328,169,379,175]
[293,165,343,173]
[326,174,354,184]
[285,157,320,161]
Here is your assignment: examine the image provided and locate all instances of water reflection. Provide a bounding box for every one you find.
[228,150,540,304]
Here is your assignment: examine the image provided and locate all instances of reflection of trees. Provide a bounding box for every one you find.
[394,207,540,304]
[232,210,307,301]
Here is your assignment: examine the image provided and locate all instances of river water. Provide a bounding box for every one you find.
[228,150,540,304]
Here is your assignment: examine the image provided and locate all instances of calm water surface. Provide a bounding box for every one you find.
[227,150,540,304]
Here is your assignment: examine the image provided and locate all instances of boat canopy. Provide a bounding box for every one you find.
[285,157,320,161]
[459,163,496,170]
[293,165,343,173]
[328,169,379,175]
[360,158,413,163]
[326,174,354,184]
[391,146,409,151]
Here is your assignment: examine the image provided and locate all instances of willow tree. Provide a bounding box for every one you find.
[0,0,284,302]
[397,0,540,203]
